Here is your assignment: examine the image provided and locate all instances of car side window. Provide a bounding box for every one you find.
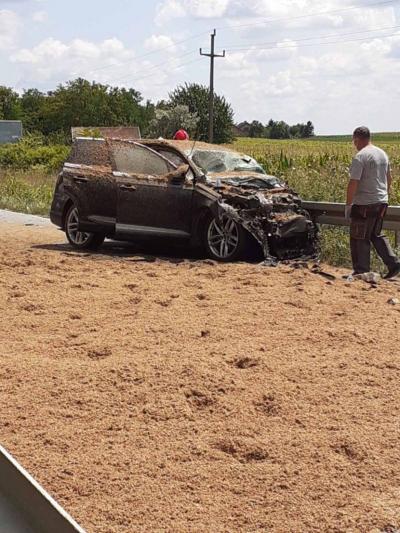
[111,142,171,176]
[68,139,112,167]
[158,150,194,182]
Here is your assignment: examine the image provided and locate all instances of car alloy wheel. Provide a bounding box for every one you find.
[207,214,240,260]
[66,207,92,246]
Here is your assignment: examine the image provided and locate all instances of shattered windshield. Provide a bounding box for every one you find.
[191,149,265,175]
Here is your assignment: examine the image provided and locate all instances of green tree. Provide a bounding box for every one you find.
[0,86,21,120]
[303,120,315,138]
[20,89,46,132]
[249,120,265,138]
[267,120,290,139]
[37,78,151,136]
[147,105,199,139]
[168,83,234,144]
[289,124,302,138]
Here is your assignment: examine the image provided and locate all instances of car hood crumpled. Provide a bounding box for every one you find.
[206,171,284,191]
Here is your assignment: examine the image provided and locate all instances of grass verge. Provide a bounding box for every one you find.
[0,170,56,216]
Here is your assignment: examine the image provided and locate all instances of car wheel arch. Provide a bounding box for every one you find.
[61,194,85,230]
[191,207,215,243]
[62,198,74,230]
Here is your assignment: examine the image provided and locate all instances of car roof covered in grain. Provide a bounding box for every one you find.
[138,139,237,154]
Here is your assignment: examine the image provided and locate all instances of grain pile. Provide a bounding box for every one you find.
[1,222,400,533]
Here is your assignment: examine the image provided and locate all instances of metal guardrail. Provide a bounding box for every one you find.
[0,445,85,533]
[302,201,400,238]
[302,201,400,246]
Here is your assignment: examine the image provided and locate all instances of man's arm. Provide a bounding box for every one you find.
[387,167,392,195]
[346,179,359,205]
[346,156,362,219]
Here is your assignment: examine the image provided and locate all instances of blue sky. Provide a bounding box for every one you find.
[1,0,400,134]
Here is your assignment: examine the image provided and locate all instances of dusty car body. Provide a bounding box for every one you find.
[50,137,318,262]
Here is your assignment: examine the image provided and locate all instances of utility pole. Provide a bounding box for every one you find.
[200,29,225,143]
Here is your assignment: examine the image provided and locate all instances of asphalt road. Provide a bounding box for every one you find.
[0,210,51,227]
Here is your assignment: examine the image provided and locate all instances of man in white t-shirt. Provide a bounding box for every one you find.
[346,126,400,278]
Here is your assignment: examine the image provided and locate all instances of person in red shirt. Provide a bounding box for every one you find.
[173,129,189,140]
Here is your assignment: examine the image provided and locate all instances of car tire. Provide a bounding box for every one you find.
[65,205,105,250]
[203,213,248,262]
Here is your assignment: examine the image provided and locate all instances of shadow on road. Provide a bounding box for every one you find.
[32,238,263,265]
[32,239,208,265]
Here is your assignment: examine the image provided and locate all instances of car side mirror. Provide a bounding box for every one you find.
[167,164,190,184]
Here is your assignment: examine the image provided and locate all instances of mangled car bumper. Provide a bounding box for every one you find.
[198,174,319,263]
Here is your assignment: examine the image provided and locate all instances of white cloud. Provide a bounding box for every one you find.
[155,0,229,25]
[13,38,68,64]
[255,39,298,61]
[227,27,400,132]
[144,34,176,52]
[9,36,194,104]
[263,70,296,97]
[11,37,135,81]
[155,0,187,25]
[32,10,48,23]
[219,50,259,77]
[0,9,21,50]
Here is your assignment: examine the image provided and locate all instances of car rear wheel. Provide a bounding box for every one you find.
[65,205,105,250]
[204,213,248,262]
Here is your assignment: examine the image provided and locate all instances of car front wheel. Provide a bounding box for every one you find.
[65,205,105,250]
[204,213,247,261]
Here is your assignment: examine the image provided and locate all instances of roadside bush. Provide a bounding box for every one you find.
[0,136,70,172]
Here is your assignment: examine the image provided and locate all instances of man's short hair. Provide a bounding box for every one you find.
[353,126,371,140]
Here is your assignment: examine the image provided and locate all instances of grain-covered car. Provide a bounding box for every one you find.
[50,138,318,262]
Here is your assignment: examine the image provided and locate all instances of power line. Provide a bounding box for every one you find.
[70,0,399,88]
[112,56,203,85]
[224,31,400,53]
[221,23,400,50]
[216,0,399,32]
[108,50,196,83]
[79,0,398,77]
[130,58,205,90]
[70,0,399,85]
[85,30,209,75]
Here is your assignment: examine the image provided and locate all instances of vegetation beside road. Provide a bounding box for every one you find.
[0,170,54,216]
[0,135,65,215]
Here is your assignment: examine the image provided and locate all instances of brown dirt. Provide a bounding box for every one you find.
[1,223,400,533]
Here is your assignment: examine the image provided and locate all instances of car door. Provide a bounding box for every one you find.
[63,138,117,234]
[111,141,193,239]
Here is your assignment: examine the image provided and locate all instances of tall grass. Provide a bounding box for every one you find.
[0,136,68,215]
[0,170,56,216]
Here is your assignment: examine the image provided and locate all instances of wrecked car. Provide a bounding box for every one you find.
[50,138,318,262]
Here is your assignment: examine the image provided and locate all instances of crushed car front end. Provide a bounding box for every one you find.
[186,146,319,263]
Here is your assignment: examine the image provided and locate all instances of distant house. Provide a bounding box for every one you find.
[0,120,23,144]
[71,126,141,141]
